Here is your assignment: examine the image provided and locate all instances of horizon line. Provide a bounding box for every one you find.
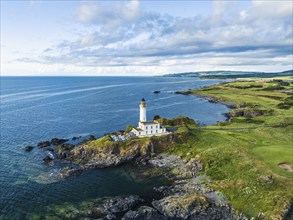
[1,68,292,77]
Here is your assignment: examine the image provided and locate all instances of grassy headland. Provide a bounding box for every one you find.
[173,78,293,218]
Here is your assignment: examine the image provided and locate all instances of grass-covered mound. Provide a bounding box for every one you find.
[172,79,293,219]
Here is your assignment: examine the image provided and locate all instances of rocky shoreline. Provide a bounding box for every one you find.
[25,128,247,219]
[175,90,238,109]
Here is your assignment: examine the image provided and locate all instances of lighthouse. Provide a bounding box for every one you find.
[131,98,167,137]
[140,98,147,122]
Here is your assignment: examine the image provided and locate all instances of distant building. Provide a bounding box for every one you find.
[131,98,167,137]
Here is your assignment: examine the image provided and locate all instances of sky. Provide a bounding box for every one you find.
[1,0,292,76]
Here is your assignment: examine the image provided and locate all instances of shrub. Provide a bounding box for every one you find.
[153,115,161,120]
[125,125,135,133]
[157,116,198,127]
[271,79,290,86]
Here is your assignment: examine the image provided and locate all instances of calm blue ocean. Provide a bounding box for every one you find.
[0,76,229,218]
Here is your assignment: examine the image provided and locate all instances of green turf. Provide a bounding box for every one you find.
[252,145,293,178]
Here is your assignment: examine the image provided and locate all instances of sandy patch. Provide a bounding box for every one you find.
[278,162,293,172]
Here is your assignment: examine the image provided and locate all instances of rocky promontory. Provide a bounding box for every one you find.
[28,116,247,219]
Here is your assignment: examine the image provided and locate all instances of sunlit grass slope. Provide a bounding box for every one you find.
[169,79,293,218]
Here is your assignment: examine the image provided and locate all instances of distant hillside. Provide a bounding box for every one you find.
[162,70,293,79]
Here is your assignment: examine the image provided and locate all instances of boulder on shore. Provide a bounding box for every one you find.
[153,90,161,94]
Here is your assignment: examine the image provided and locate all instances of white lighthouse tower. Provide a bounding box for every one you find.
[140,98,147,122]
[131,98,167,137]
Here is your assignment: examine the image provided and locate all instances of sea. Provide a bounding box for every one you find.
[0,76,229,219]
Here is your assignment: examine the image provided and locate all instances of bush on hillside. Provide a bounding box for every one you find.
[263,85,285,91]
[157,116,198,127]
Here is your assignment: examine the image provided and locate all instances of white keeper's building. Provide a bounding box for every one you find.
[131,98,168,137]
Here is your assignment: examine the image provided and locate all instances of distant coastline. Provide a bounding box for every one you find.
[162,69,293,79]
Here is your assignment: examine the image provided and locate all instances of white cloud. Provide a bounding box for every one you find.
[8,0,293,76]
[212,0,235,23]
[76,0,140,25]
[242,0,293,20]
[122,0,140,21]
[76,4,100,23]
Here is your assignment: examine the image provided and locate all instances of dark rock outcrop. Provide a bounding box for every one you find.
[24,146,33,151]
[60,167,83,178]
[88,135,96,141]
[122,206,167,220]
[43,156,53,163]
[180,158,203,179]
[50,138,68,146]
[59,152,68,159]
[56,143,75,159]
[37,141,51,148]
[48,195,146,219]
[152,195,237,220]
[60,143,74,151]
[103,195,144,214]
[226,108,269,118]
[153,90,161,94]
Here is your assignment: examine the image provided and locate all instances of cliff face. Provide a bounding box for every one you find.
[66,132,188,169]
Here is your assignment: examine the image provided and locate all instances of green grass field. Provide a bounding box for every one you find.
[169,79,293,219]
